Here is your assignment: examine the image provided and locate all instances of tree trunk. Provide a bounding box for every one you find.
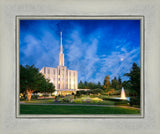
[26,89,33,101]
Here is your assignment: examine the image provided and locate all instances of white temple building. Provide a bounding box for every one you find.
[40,32,78,95]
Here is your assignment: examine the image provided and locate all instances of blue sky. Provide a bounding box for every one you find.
[20,19,140,83]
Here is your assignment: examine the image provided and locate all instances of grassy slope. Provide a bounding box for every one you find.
[20,104,140,114]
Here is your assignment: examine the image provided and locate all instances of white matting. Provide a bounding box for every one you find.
[0,0,160,134]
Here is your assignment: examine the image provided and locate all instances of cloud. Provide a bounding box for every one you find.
[63,28,101,83]
[20,30,60,69]
[95,47,140,82]
[20,20,140,83]
[62,27,140,83]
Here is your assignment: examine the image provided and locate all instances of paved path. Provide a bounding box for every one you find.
[20,102,140,110]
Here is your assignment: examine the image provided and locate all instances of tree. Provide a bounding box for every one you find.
[20,65,55,101]
[124,62,140,95]
[84,81,88,89]
[97,81,102,89]
[111,76,122,90]
[103,75,110,91]
[118,76,122,85]
[47,82,55,95]
[118,76,122,89]
[111,77,118,90]
[78,80,85,89]
[40,78,55,97]
[88,82,95,89]
[106,88,115,96]
[78,81,102,90]
[122,81,131,90]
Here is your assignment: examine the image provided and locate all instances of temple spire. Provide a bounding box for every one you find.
[59,32,64,66]
[60,32,63,53]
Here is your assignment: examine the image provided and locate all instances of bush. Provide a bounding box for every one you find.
[63,95,73,103]
[128,90,138,97]
[54,95,74,103]
[76,89,104,97]
[73,97,103,104]
[73,99,82,103]
[91,89,104,94]
[44,94,49,97]
[115,100,129,105]
[20,96,26,101]
[75,91,87,97]
[130,97,140,106]
[111,90,121,96]
[20,93,26,100]
[31,95,38,99]
[91,97,103,103]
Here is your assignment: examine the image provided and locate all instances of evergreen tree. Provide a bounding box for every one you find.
[122,81,131,90]
[84,81,88,89]
[97,81,101,89]
[78,80,85,89]
[111,77,118,90]
[118,76,122,89]
[88,82,95,89]
[84,81,88,86]
[124,62,140,95]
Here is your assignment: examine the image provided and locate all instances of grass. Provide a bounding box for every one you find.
[20,104,140,114]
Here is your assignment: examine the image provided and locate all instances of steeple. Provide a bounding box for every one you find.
[59,32,64,66]
[60,32,63,53]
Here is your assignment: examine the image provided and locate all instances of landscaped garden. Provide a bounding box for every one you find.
[20,94,140,114]
[19,63,141,114]
[21,95,125,105]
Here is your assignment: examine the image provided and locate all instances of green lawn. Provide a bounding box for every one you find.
[20,104,140,114]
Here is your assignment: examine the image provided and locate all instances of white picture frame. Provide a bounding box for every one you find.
[0,0,160,134]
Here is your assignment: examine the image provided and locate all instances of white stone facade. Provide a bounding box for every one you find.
[40,66,78,90]
[40,32,78,92]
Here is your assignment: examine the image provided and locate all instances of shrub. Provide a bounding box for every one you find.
[31,95,38,99]
[63,95,73,103]
[91,89,104,94]
[44,94,49,97]
[111,90,121,96]
[92,97,103,103]
[73,99,82,103]
[115,100,129,105]
[130,97,140,106]
[20,96,26,101]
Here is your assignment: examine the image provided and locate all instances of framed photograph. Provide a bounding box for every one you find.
[0,0,160,134]
[16,16,144,118]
